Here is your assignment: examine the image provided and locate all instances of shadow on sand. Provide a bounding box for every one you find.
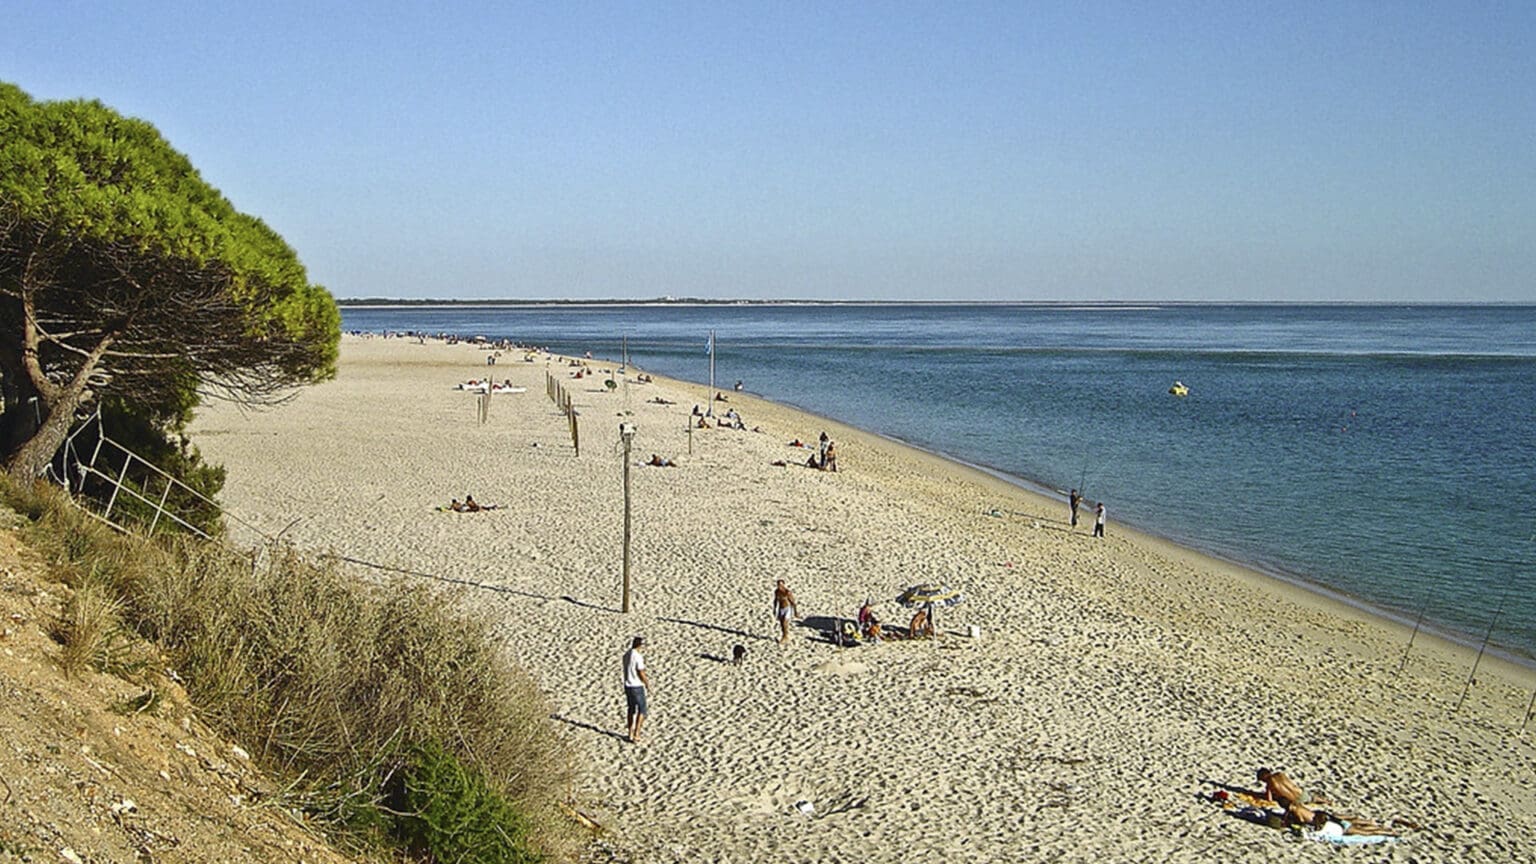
[658,616,772,643]
[550,713,630,743]
[561,595,624,614]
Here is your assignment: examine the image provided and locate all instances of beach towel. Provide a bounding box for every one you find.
[1302,829,1396,846]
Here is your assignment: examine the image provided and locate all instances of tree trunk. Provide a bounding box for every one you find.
[3,392,81,479]
[3,319,115,480]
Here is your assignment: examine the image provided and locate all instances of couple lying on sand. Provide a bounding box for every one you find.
[446,494,499,512]
[1237,768,1409,839]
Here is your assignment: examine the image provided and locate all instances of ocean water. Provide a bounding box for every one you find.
[340,304,1536,661]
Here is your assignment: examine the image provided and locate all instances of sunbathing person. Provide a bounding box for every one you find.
[448,498,465,512]
[646,454,677,467]
[1284,804,1401,837]
[464,494,482,512]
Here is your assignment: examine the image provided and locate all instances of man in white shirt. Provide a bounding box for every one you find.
[622,636,651,743]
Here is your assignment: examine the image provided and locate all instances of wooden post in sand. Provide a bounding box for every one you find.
[619,423,635,613]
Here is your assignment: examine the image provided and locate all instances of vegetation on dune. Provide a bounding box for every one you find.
[0,81,339,488]
[1,79,575,862]
[4,478,577,863]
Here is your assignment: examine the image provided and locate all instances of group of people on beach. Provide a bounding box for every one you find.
[689,403,762,433]
[446,494,498,512]
[1068,488,1106,537]
[622,578,939,742]
[790,431,838,471]
[1234,768,1406,839]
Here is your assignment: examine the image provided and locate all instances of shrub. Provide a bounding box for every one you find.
[0,478,576,861]
[388,739,543,864]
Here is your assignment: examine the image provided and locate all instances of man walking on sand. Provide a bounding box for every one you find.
[773,579,799,644]
[1069,489,1082,527]
[622,636,650,743]
[1093,502,1106,537]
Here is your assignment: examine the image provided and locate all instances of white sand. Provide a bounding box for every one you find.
[189,336,1536,862]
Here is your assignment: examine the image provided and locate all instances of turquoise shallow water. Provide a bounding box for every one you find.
[341,303,1536,660]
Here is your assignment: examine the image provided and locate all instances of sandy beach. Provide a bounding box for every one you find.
[188,335,1536,863]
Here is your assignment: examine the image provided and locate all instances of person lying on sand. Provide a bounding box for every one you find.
[646,454,677,468]
[448,494,498,512]
[648,396,675,405]
[789,438,806,447]
[1285,804,1402,837]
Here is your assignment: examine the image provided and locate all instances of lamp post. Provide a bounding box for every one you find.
[619,422,636,613]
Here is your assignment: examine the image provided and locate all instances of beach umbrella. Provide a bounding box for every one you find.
[896,583,965,609]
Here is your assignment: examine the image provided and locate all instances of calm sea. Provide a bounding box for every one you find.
[340,304,1536,661]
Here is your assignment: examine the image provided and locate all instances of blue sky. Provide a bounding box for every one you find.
[4,2,1534,301]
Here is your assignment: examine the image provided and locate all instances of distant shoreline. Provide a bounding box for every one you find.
[336,297,1536,308]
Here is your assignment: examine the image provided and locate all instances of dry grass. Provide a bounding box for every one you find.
[3,478,576,861]
[54,579,124,678]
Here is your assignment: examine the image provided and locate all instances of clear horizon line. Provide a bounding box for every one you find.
[335,297,1536,307]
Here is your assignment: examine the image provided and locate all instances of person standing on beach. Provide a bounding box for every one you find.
[818,432,830,464]
[772,579,799,644]
[1093,502,1106,537]
[622,636,650,743]
[1069,489,1082,527]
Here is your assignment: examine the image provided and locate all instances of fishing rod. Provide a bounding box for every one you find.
[1453,583,1511,714]
[1394,603,1430,677]
[1519,531,1536,733]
